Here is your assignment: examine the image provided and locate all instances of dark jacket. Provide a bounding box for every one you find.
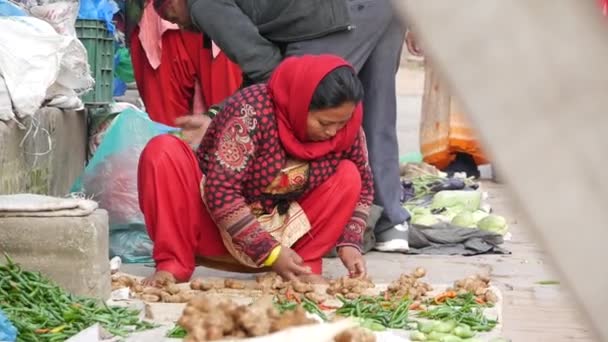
[188,0,352,84]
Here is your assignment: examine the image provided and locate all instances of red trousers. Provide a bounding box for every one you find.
[130,28,242,126]
[138,135,361,281]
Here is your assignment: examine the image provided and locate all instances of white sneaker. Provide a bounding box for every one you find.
[374,223,410,253]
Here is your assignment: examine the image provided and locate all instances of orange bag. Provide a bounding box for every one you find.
[419,64,489,170]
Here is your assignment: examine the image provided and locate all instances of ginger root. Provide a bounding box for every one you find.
[383,268,432,301]
[177,294,315,341]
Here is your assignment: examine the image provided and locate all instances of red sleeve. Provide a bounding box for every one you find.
[337,128,374,250]
[201,101,279,264]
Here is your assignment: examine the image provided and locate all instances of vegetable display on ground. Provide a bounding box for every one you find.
[0,255,155,342]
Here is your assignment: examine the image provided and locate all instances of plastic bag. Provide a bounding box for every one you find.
[28,0,79,36]
[420,64,489,170]
[0,309,17,342]
[113,78,127,97]
[110,229,154,263]
[78,0,118,34]
[27,0,94,95]
[72,108,178,262]
[0,75,14,122]
[114,46,134,83]
[0,17,72,117]
[0,0,27,15]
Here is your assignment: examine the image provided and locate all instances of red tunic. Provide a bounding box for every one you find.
[196,83,374,264]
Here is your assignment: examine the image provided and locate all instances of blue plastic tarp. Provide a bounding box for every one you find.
[0,0,26,16]
[78,0,119,34]
[0,309,16,342]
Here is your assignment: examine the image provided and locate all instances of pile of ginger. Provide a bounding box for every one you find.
[178,295,312,341]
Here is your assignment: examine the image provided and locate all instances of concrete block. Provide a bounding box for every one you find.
[0,209,110,299]
[0,107,86,196]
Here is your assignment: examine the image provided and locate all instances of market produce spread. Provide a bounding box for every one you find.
[0,251,508,342]
[109,268,507,342]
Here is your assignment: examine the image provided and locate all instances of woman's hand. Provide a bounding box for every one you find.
[271,246,311,281]
[174,114,212,147]
[405,30,423,57]
[338,246,367,278]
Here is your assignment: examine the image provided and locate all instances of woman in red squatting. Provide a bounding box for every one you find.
[138,54,373,286]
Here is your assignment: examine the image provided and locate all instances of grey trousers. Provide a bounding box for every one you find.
[285,0,410,235]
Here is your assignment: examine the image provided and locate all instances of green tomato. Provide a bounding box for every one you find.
[428,331,451,340]
[452,325,475,338]
[410,331,428,341]
[359,318,386,332]
[439,336,463,342]
[433,320,457,333]
[418,321,437,334]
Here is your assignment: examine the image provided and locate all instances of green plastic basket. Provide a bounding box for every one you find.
[76,19,114,105]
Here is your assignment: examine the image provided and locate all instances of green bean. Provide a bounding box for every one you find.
[419,293,497,332]
[0,254,156,341]
[336,295,412,329]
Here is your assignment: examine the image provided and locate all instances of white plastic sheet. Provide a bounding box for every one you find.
[0,17,71,117]
[0,75,13,121]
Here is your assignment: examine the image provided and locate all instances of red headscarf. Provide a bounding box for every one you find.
[267,55,363,160]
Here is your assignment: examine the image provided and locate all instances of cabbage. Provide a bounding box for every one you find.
[471,210,490,223]
[477,214,508,235]
[412,214,441,226]
[451,212,477,228]
[411,207,432,216]
[431,191,481,211]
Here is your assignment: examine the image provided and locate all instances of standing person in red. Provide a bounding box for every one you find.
[127,0,242,126]
[138,55,373,285]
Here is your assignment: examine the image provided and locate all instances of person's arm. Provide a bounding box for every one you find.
[189,0,282,83]
[337,128,374,250]
[202,101,279,264]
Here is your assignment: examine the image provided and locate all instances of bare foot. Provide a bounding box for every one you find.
[141,270,176,287]
[298,274,328,284]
